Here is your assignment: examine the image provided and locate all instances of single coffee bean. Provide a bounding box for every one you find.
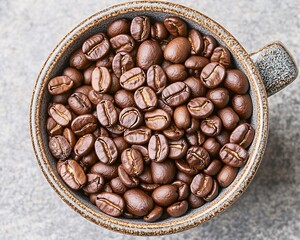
[168,139,188,160]
[176,171,194,185]
[106,124,125,136]
[114,89,135,108]
[102,182,119,194]
[96,192,125,217]
[163,122,184,141]
[151,21,168,40]
[119,107,143,129]
[172,180,189,201]
[83,65,95,85]
[124,189,154,216]
[200,115,222,136]
[110,34,135,53]
[223,69,249,94]
[107,18,131,38]
[206,87,230,109]
[202,35,217,58]
[148,134,169,163]
[82,33,110,60]
[80,150,98,169]
[90,162,118,179]
[95,51,114,69]
[49,103,72,126]
[211,46,231,67]
[94,136,118,164]
[48,76,74,95]
[165,64,188,82]
[110,177,128,195]
[63,67,83,88]
[68,92,92,115]
[47,117,63,136]
[203,159,223,176]
[164,37,191,63]
[203,179,219,202]
[162,82,191,107]
[120,67,146,91]
[190,173,213,197]
[203,138,221,157]
[186,146,210,171]
[163,17,187,37]
[200,62,226,88]
[62,128,76,148]
[134,86,158,111]
[74,133,95,157]
[51,91,72,105]
[91,66,111,93]
[166,200,188,217]
[88,90,114,105]
[219,143,249,167]
[49,135,71,160]
[151,159,176,184]
[184,77,207,98]
[140,183,160,192]
[185,56,210,70]
[152,184,179,207]
[83,173,105,194]
[96,100,118,127]
[185,118,200,134]
[112,52,134,78]
[188,193,205,208]
[217,165,239,187]
[124,127,152,145]
[130,16,151,42]
[69,48,91,70]
[118,165,140,188]
[144,109,171,131]
[74,85,93,97]
[218,107,240,130]
[89,193,98,205]
[146,65,167,94]
[173,105,191,129]
[158,99,173,116]
[230,123,255,148]
[188,29,204,55]
[216,130,231,146]
[186,130,206,146]
[175,159,198,176]
[231,94,253,119]
[143,205,163,222]
[187,97,214,119]
[138,166,153,183]
[121,148,144,176]
[113,137,129,154]
[71,114,98,136]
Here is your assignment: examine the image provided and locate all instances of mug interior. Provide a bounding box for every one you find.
[30,1,268,235]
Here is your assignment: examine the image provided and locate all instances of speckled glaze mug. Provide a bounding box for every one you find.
[30,1,298,236]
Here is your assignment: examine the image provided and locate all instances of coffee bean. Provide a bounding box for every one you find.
[112,52,134,78]
[146,65,167,94]
[166,200,188,217]
[223,69,249,94]
[202,35,217,58]
[71,114,98,136]
[132,145,150,165]
[143,205,163,222]
[47,117,63,136]
[217,165,238,187]
[140,183,160,192]
[145,109,171,131]
[74,133,95,157]
[219,143,249,167]
[203,159,223,176]
[94,136,118,164]
[80,150,98,169]
[188,193,205,208]
[82,33,110,60]
[106,123,126,136]
[175,159,198,176]
[83,173,105,194]
[163,122,184,141]
[83,65,95,85]
[163,17,187,37]
[120,67,146,91]
[185,118,200,134]
[62,128,76,148]
[48,76,74,95]
[218,107,240,130]
[152,184,179,207]
[162,82,191,107]
[63,67,83,88]
[165,64,188,82]
[124,189,154,216]
[186,146,210,170]
[119,107,143,129]
[216,130,231,146]
[148,134,169,163]
[151,159,176,184]
[91,67,111,93]
[174,105,191,129]
[69,49,91,70]
[49,103,72,126]
[151,21,168,40]
[88,90,114,105]
[49,135,71,160]
[96,192,125,217]
[172,180,189,201]
[211,46,231,67]
[190,173,213,197]
[169,139,188,160]
[121,148,144,176]
[187,97,214,119]
[51,91,72,105]
[231,94,253,119]
[164,37,191,63]
[96,100,118,127]
[118,165,140,188]
[110,34,135,53]
[114,89,135,108]
[230,123,255,148]
[74,85,93,96]
[176,171,193,185]
[96,52,114,69]
[90,162,118,179]
[157,99,174,117]
[184,77,207,98]
[186,130,206,146]
[200,115,222,136]
[134,86,158,111]
[130,16,151,42]
[138,166,153,183]
[200,62,226,88]
[203,138,221,157]
[206,87,230,109]
[124,126,152,145]
[188,29,204,55]
[185,56,209,70]
[107,18,131,38]
[57,160,87,190]
[203,179,219,202]
[109,73,121,95]
[113,137,129,154]
[68,92,92,115]
[110,177,128,195]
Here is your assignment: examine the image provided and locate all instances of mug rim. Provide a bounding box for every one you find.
[30,0,269,235]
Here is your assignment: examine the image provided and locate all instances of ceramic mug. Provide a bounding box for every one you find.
[30,1,298,236]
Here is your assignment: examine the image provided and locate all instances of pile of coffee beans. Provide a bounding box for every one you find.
[46,16,255,222]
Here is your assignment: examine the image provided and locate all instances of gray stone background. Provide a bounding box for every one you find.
[0,0,299,239]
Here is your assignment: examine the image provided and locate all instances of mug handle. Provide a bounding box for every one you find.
[250,42,298,97]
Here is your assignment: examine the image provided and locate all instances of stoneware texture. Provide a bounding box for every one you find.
[1,0,300,239]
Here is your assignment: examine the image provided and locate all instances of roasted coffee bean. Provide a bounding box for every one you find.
[120,67,146,91]
[151,159,176,184]
[68,92,92,115]
[63,67,83,88]
[164,37,191,63]
[145,109,171,131]
[211,46,231,67]
[106,123,125,136]
[163,17,187,37]
[83,65,95,85]
[185,56,209,70]
[187,97,214,119]
[190,173,213,197]
[188,193,205,208]
[110,177,128,195]
[130,16,151,42]
[112,52,134,78]
[146,65,167,94]
[218,107,240,130]
[80,150,98,169]
[169,139,188,160]
[203,179,219,202]
[231,94,253,119]
[176,171,194,185]
[71,114,98,136]
[175,159,198,176]
[91,66,111,93]
[88,90,114,105]
[49,103,72,126]
[223,69,249,94]
[173,105,191,129]
[165,64,188,83]
[124,127,152,145]
[157,99,174,116]
[230,123,255,148]
[96,192,125,217]
[188,29,204,55]
[114,89,135,108]
[74,85,93,96]
[136,40,163,70]
[216,130,231,146]
[121,148,144,176]
[200,115,222,136]
[202,35,217,58]
[51,91,72,105]
[83,173,105,194]
[143,205,163,222]
[49,135,71,160]
[96,52,114,69]
[186,146,210,171]
[148,134,169,163]
[47,117,63,136]
[124,189,154,216]
[162,82,191,107]
[119,107,143,129]
[184,77,207,98]
[140,183,160,192]
[151,21,168,40]
[110,34,135,53]
[89,193,98,205]
[94,136,118,164]
[217,165,238,187]
[134,86,158,111]
[48,76,74,95]
[200,62,226,88]
[82,33,110,60]
[109,73,121,95]
[166,200,188,217]
[96,100,118,127]
[113,137,129,154]
[62,128,76,148]
[206,87,230,109]
[69,49,91,70]
[118,165,140,188]
[138,166,153,183]
[90,162,118,179]
[172,180,189,201]
[163,122,184,141]
[107,18,131,38]
[186,130,206,146]
[74,133,95,157]
[203,159,223,176]
[219,143,249,167]
[152,184,179,207]
[203,138,221,157]
[185,118,200,134]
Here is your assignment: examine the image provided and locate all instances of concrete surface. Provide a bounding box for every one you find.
[0,0,299,239]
